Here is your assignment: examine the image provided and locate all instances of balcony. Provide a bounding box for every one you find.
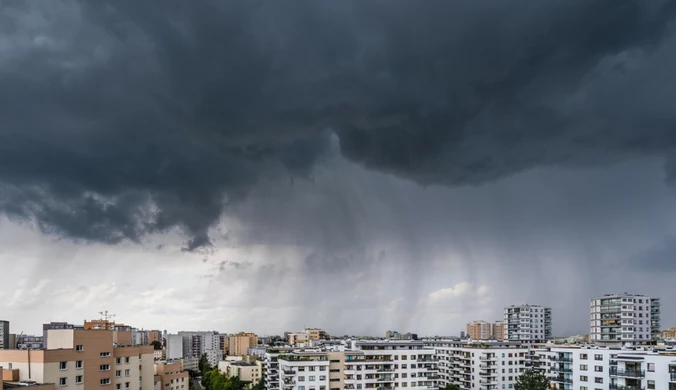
[670,373,676,382]
[550,357,573,363]
[609,385,644,390]
[552,377,572,384]
[551,367,572,373]
[282,370,295,376]
[610,368,645,378]
[479,356,497,361]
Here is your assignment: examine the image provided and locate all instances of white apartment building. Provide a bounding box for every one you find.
[278,352,330,390]
[166,335,184,360]
[590,293,661,344]
[428,340,528,390]
[504,304,552,342]
[349,340,437,390]
[176,331,222,367]
[530,344,676,390]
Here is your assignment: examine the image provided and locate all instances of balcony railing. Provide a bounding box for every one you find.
[670,373,676,382]
[610,368,645,378]
[552,377,572,384]
[551,367,572,373]
[609,385,645,390]
[549,357,573,363]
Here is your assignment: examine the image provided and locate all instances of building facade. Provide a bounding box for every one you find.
[590,293,661,344]
[229,333,259,356]
[217,361,262,383]
[154,361,189,390]
[530,344,676,390]
[504,304,552,342]
[0,320,9,349]
[0,327,154,390]
[429,340,528,390]
[176,332,222,366]
[466,321,505,340]
[166,335,184,360]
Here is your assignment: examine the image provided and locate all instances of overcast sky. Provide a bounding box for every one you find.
[2,0,676,337]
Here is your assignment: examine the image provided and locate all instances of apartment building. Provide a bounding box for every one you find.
[466,321,505,340]
[217,361,262,383]
[302,329,328,341]
[661,327,676,339]
[277,351,330,390]
[229,333,259,356]
[0,321,9,350]
[165,335,184,360]
[154,361,189,390]
[16,336,44,350]
[0,326,154,390]
[429,340,528,390]
[504,304,552,342]
[590,293,661,344]
[287,333,310,346]
[148,331,162,344]
[530,344,676,390]
[176,332,222,367]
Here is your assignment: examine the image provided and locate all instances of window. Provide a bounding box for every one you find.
[594,366,603,372]
[298,387,305,390]
[101,352,111,357]
[116,370,122,377]
[319,376,326,381]
[581,387,588,390]
[648,380,655,389]
[594,378,603,384]
[76,345,84,352]
[101,378,111,385]
[402,364,407,369]
[60,361,67,370]
[76,375,83,384]
[402,355,407,360]
[116,358,122,364]
[125,382,130,389]
[320,366,327,371]
[116,385,121,390]
[648,363,655,372]
[76,360,83,369]
[125,357,130,363]
[298,377,305,382]
[125,369,131,376]
[509,377,513,381]
[580,376,588,382]
[580,364,588,371]
[309,376,316,381]
[594,355,603,361]
[60,378,67,387]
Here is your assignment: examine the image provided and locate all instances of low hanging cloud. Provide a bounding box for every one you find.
[2,0,676,249]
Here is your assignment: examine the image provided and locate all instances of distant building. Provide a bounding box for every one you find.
[302,328,328,341]
[384,330,416,340]
[217,360,263,384]
[42,322,75,347]
[286,333,309,346]
[166,334,184,360]
[661,327,676,339]
[16,335,43,350]
[0,320,9,349]
[177,331,222,366]
[590,293,660,344]
[504,304,552,342]
[229,333,258,356]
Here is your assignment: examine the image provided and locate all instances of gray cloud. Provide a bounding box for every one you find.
[2,0,676,250]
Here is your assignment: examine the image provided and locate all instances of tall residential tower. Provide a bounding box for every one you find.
[504,304,552,342]
[590,293,660,344]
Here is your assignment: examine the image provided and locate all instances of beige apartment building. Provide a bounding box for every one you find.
[154,361,189,390]
[217,360,262,384]
[302,328,327,341]
[466,320,505,340]
[0,324,154,390]
[228,333,258,356]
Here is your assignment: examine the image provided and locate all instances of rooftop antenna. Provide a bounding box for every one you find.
[99,311,116,323]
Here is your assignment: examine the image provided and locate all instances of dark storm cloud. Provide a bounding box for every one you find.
[2,0,676,249]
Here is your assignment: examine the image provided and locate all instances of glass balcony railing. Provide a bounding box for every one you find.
[610,368,645,378]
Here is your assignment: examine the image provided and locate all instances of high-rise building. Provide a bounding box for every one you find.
[590,293,660,344]
[166,334,185,360]
[0,320,9,349]
[504,304,552,342]
[228,333,258,356]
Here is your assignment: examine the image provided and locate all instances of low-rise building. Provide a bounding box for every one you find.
[217,361,262,384]
[154,361,189,390]
[0,365,56,389]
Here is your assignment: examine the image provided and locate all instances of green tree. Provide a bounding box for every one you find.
[150,340,163,350]
[514,369,550,390]
[251,379,264,390]
[199,353,212,376]
[444,385,461,390]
